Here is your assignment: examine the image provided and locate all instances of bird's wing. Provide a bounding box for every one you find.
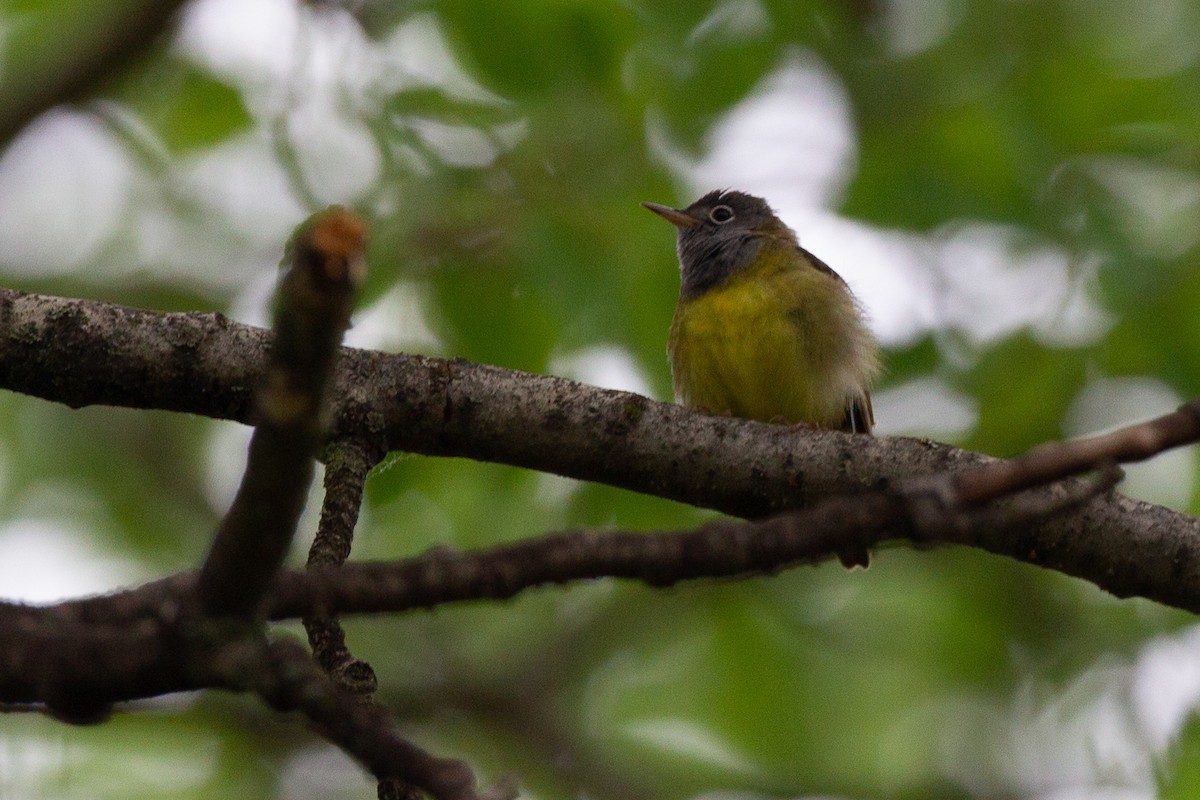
[794,246,876,435]
[802,244,876,565]
[796,245,847,284]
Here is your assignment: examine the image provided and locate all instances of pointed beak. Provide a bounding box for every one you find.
[641,201,698,229]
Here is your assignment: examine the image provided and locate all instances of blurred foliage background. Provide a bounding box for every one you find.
[1,0,1199,798]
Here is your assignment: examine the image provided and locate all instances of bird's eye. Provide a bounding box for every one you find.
[709,205,735,224]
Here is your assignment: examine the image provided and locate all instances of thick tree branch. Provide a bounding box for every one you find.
[1,287,1197,609]
[43,405,1191,637]
[0,603,197,719]
[0,404,1177,749]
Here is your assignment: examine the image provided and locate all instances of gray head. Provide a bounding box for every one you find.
[642,190,796,300]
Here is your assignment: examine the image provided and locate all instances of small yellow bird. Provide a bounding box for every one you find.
[644,189,881,566]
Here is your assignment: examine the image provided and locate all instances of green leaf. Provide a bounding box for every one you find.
[109,60,253,153]
[1161,714,1200,800]
[438,0,635,96]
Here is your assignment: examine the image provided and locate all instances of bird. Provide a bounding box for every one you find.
[643,189,881,567]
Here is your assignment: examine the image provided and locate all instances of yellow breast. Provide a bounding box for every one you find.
[668,250,871,428]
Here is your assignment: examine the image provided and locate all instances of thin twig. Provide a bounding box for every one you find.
[954,400,1200,506]
[305,440,381,694]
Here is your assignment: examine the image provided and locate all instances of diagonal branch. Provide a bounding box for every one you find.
[194,208,366,618]
[953,399,1200,505]
[266,467,1122,620]
[0,208,523,800]
[256,640,481,800]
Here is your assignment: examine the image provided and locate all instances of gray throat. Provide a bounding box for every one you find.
[677,231,762,301]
